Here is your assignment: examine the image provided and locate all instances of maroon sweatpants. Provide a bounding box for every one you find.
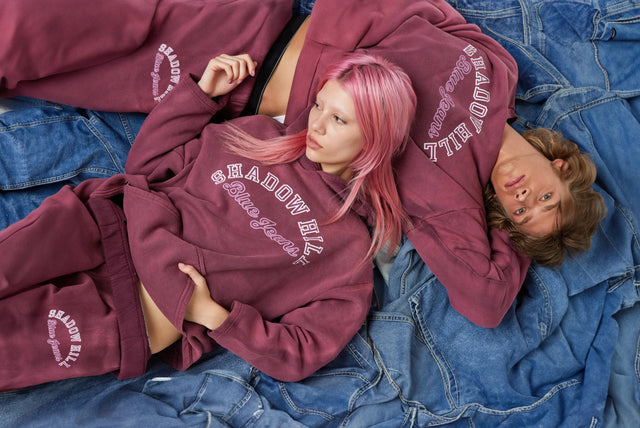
[0,182,150,391]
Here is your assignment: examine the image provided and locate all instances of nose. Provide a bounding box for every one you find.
[515,187,529,201]
[309,113,326,134]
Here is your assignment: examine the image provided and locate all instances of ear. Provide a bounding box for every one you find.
[551,158,568,172]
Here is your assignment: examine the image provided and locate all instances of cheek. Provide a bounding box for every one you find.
[346,134,363,157]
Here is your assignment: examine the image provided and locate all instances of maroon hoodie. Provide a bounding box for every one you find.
[123,77,373,381]
[0,0,529,327]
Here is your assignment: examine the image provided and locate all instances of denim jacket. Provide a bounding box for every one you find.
[1,1,640,427]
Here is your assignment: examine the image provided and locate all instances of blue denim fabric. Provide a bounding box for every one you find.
[2,1,640,427]
[444,1,640,426]
[0,97,145,229]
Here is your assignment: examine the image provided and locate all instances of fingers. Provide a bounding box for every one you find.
[207,53,256,84]
[198,53,257,98]
[178,262,207,288]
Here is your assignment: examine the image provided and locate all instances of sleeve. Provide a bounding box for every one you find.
[124,76,228,182]
[206,282,372,382]
[348,0,525,327]
[396,141,530,328]
[0,0,156,90]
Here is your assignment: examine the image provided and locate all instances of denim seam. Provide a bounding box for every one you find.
[602,1,640,17]
[526,267,553,339]
[0,115,79,132]
[0,168,121,190]
[375,351,450,424]
[87,115,126,173]
[276,382,335,421]
[409,292,459,408]
[118,112,138,145]
[181,371,258,422]
[542,91,619,128]
[533,2,546,53]
[471,19,569,97]
[610,203,640,255]
[412,378,582,422]
[345,346,386,423]
[400,248,415,297]
[591,11,612,91]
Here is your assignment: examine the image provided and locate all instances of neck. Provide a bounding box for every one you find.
[494,124,537,166]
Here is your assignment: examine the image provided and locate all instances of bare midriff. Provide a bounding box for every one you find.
[138,18,310,354]
[138,279,181,353]
[257,16,309,117]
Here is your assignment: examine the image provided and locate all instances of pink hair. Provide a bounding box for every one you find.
[224,53,417,260]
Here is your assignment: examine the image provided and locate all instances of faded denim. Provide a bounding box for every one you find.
[0,97,145,229]
[1,1,640,427]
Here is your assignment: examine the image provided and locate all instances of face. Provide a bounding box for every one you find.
[491,128,570,237]
[306,79,363,180]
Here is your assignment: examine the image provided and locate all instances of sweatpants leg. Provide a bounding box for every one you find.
[0,266,122,391]
[0,185,103,298]
[0,183,150,390]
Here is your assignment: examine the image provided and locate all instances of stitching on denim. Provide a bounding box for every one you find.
[181,371,257,421]
[0,115,81,132]
[546,92,619,128]
[347,344,385,414]
[525,267,554,339]
[606,272,633,293]
[376,353,447,423]
[591,10,612,91]
[338,347,391,427]
[87,115,126,173]
[276,382,335,421]
[0,168,121,190]
[419,378,582,421]
[118,112,138,145]
[610,203,640,255]
[400,247,414,296]
[409,292,460,408]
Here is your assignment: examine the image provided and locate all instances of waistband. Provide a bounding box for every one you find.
[241,13,309,117]
[87,195,151,379]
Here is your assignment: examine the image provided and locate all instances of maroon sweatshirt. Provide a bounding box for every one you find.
[0,0,529,327]
[123,77,373,381]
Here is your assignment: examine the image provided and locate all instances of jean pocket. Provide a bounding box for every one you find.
[141,355,265,427]
[253,330,379,427]
[0,105,129,191]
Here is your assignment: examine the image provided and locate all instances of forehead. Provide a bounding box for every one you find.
[317,80,354,109]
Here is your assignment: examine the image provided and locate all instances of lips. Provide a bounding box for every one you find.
[505,175,525,189]
[306,135,323,150]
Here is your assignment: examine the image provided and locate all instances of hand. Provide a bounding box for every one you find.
[179,263,229,330]
[197,54,257,98]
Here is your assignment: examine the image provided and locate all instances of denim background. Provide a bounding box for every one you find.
[1,0,639,427]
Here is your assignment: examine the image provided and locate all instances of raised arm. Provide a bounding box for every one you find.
[396,141,530,328]
[125,54,257,181]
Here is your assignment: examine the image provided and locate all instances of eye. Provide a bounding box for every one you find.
[541,193,552,201]
[515,207,526,215]
[333,114,346,124]
[313,101,321,110]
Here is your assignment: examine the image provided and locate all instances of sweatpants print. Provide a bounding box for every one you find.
[0,184,147,391]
